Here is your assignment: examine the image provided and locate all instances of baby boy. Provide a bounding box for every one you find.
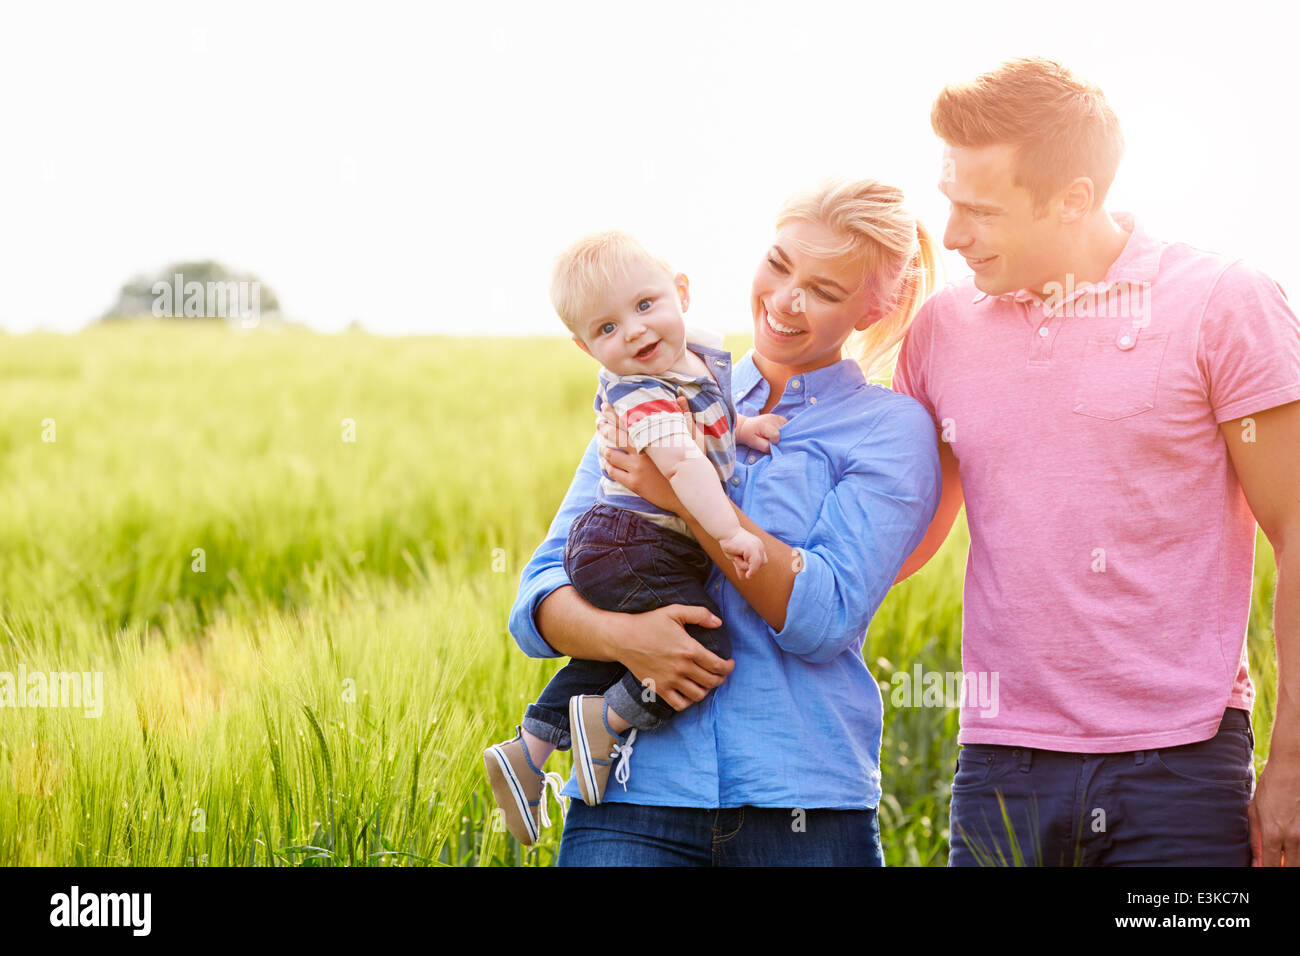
[484,230,783,845]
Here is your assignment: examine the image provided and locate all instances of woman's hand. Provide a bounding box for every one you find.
[615,604,735,710]
[597,400,685,514]
[535,586,734,709]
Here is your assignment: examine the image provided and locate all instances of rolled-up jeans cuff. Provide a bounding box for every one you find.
[522,706,571,751]
[604,680,665,733]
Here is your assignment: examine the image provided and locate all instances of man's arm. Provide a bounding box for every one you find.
[895,437,963,583]
[1221,401,1300,866]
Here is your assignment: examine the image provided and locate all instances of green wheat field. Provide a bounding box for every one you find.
[0,323,1280,866]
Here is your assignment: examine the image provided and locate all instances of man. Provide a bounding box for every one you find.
[893,56,1300,866]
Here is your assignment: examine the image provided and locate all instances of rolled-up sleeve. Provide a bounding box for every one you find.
[507,435,602,659]
[767,398,941,664]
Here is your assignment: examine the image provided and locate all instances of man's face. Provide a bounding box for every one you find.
[572,260,688,376]
[939,143,1067,296]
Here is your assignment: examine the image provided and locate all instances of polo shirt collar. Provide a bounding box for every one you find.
[971,211,1160,305]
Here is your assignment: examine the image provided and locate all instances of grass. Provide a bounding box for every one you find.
[0,322,1281,865]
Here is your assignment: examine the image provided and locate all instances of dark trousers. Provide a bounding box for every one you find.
[523,502,727,750]
[558,803,883,866]
[948,706,1255,866]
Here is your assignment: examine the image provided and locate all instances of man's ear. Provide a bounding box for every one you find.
[674,272,690,313]
[573,334,592,358]
[1059,176,1095,225]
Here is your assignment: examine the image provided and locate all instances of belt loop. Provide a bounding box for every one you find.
[1017,748,1032,773]
[1134,750,1146,766]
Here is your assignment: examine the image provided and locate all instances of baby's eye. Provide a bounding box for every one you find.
[767,257,788,274]
[600,322,616,335]
[636,298,652,312]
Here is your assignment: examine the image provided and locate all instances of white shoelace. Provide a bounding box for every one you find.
[537,771,569,829]
[612,728,638,790]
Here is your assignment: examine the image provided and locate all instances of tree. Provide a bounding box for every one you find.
[102,260,281,322]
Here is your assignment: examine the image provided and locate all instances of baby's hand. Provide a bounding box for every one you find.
[736,413,787,454]
[718,528,767,579]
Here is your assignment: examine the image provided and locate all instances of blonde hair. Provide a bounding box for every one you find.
[775,178,939,383]
[549,230,675,336]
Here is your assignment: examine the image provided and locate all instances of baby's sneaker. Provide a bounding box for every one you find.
[483,728,567,846]
[569,695,637,806]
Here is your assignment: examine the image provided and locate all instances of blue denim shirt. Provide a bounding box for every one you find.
[508,348,941,809]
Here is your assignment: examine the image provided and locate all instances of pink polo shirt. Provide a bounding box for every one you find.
[893,213,1300,751]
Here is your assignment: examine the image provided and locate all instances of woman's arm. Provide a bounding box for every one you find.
[537,586,733,711]
[509,434,735,708]
[600,446,798,630]
[601,399,942,660]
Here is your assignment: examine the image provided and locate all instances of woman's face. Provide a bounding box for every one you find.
[750,219,878,376]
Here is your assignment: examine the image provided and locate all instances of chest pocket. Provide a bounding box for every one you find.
[750,450,833,547]
[1072,330,1170,421]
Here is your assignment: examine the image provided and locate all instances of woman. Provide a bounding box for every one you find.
[508,179,941,865]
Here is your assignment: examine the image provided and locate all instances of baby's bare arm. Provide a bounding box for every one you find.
[734,413,787,453]
[643,443,767,576]
[643,444,741,542]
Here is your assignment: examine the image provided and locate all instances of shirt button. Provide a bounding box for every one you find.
[809,396,817,404]
[714,584,720,593]
[747,454,757,464]
[1119,335,1132,347]
[730,476,740,486]
[791,380,801,389]
[715,360,726,366]
[1038,327,1049,338]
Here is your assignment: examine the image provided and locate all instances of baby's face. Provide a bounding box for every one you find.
[572,260,689,376]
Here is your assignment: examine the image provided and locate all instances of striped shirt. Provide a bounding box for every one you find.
[593,340,736,538]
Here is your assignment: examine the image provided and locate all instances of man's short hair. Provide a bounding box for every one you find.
[931,56,1124,214]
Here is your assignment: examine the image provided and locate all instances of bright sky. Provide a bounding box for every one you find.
[2,0,1296,335]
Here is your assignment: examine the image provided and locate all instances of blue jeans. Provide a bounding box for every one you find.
[522,503,728,750]
[557,801,883,866]
[948,707,1255,866]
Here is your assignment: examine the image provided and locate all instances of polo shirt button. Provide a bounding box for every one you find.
[809,396,817,404]
[791,380,801,389]
[730,476,740,485]
[747,454,757,464]
[1119,335,1132,347]
[714,584,720,593]
[715,360,726,366]
[1038,327,1050,337]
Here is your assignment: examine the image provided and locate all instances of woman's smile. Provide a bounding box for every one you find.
[761,306,806,337]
